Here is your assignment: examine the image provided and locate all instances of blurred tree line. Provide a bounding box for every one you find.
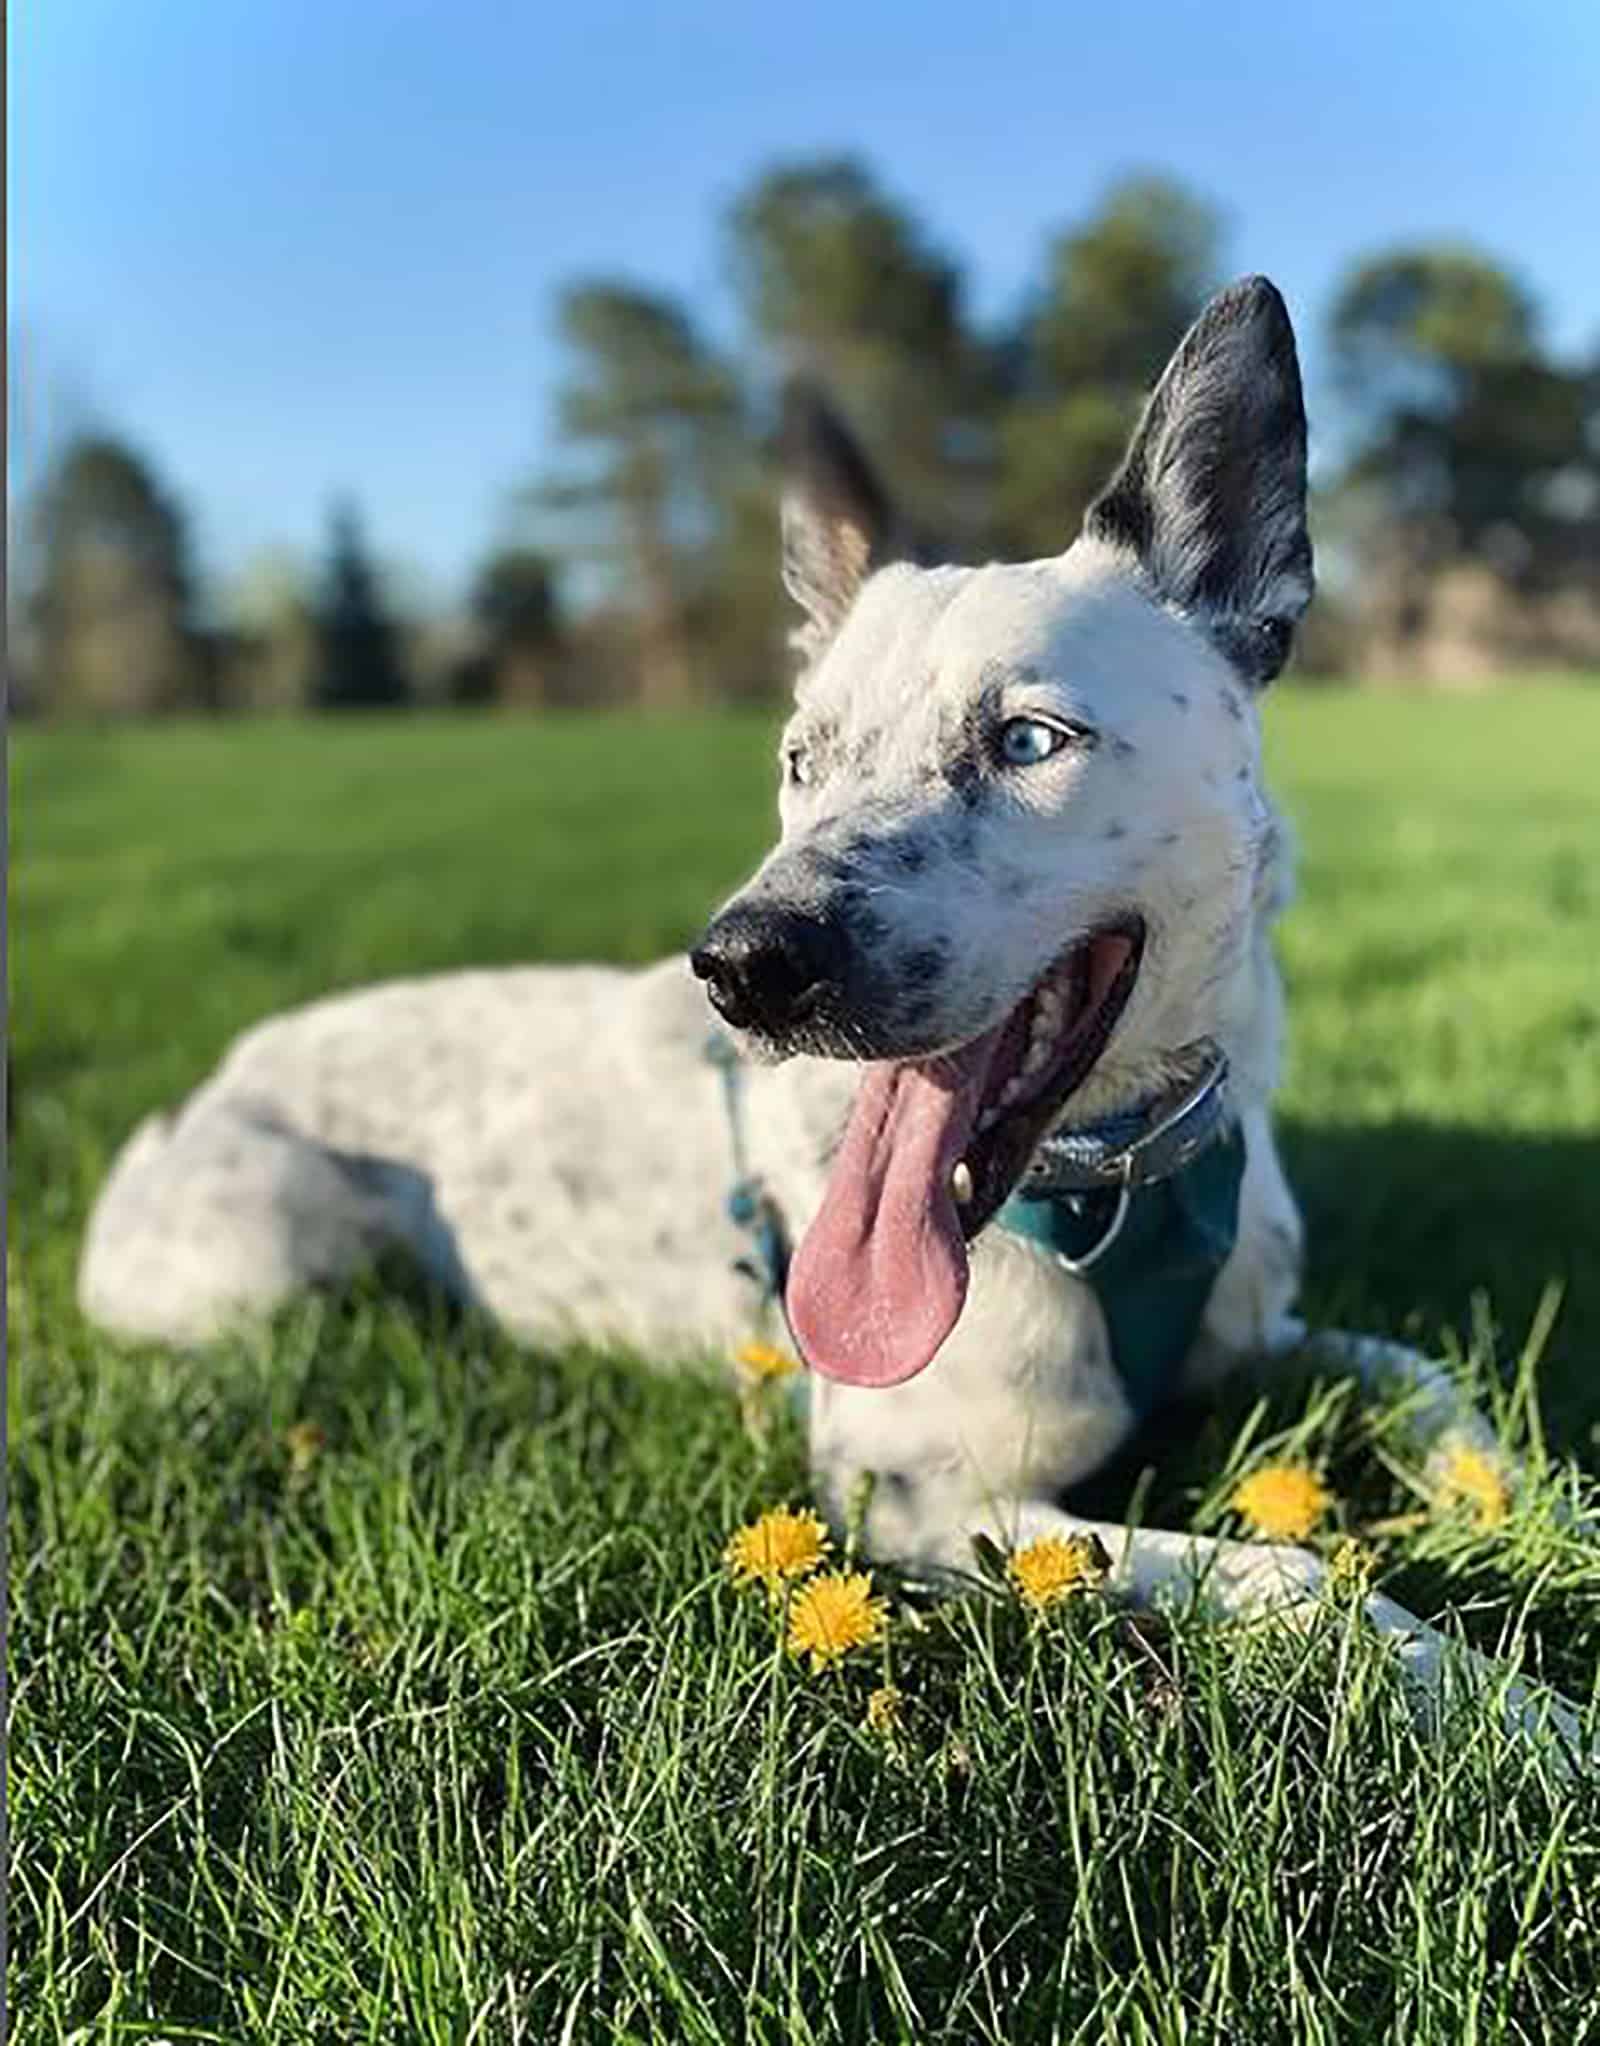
[11,162,1599,716]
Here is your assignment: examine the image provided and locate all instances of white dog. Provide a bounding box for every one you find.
[79,280,1581,1749]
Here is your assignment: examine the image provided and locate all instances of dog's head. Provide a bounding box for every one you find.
[691,277,1312,1388]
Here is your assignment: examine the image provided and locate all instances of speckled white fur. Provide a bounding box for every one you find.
[75,552,1581,1755]
[79,288,1586,1761]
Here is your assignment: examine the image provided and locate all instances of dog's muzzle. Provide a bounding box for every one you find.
[690,905,846,1036]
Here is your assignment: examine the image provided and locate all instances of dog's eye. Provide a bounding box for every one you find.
[783,745,813,788]
[998,718,1073,768]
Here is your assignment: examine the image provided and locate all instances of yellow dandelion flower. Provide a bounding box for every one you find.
[724,1505,830,1593]
[1230,1464,1332,1541]
[1007,1532,1110,1612]
[736,1339,803,1382]
[787,1571,887,1669]
[1435,1444,1509,1529]
[864,1685,903,1735]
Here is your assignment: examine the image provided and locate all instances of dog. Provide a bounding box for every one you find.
[79,279,1582,1752]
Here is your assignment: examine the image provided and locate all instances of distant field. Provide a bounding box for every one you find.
[10,686,1600,2040]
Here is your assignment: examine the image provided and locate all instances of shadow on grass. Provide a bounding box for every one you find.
[1066,1117,1600,1531]
[1283,1115,1598,1458]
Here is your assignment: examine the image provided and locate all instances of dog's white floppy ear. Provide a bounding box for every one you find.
[780,380,898,658]
[1084,276,1313,684]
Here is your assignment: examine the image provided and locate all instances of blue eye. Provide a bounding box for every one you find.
[998,718,1070,767]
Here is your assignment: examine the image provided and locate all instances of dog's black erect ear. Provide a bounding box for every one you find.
[1084,276,1313,685]
[780,379,899,659]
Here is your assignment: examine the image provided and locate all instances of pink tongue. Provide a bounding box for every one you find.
[786,1030,1000,1387]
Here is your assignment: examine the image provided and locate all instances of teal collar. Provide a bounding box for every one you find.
[1016,1042,1231,1196]
[997,1057,1245,1420]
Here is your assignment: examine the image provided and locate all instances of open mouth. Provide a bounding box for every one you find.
[786,917,1145,1389]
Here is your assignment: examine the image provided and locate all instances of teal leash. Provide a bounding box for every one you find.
[704,1030,792,1317]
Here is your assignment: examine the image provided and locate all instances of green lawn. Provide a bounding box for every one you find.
[9,689,1600,2042]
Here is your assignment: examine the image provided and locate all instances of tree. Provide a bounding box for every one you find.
[1325,246,1600,672]
[1029,175,1220,394]
[995,175,1220,556]
[25,434,205,716]
[727,157,985,549]
[311,500,410,709]
[225,549,318,712]
[538,283,739,708]
[1328,247,1596,567]
[459,547,564,706]
[1331,248,1537,411]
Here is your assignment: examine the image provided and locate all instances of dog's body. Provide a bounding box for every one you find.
[78,282,1582,1748]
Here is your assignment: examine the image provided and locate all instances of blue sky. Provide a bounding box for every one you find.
[11,0,1598,606]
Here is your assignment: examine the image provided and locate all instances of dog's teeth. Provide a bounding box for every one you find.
[1023,1022,1058,1073]
[951,1161,974,1205]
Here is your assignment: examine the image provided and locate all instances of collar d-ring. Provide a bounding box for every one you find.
[1051,1157,1134,1275]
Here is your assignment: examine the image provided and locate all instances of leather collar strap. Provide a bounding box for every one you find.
[1014,1041,1231,1195]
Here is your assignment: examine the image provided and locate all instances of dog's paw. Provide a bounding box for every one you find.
[1366,1590,1594,1779]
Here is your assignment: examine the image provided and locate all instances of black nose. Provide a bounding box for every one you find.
[690,906,845,1034]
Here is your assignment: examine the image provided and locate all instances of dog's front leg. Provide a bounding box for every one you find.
[1272,1318,1500,1468]
[1269,1320,1598,1541]
[1110,1512,1586,1763]
[888,1488,1588,1767]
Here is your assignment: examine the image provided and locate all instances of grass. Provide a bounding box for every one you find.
[9,687,1600,2043]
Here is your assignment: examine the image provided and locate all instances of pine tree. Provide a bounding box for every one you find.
[27,435,205,716]
[311,500,410,710]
